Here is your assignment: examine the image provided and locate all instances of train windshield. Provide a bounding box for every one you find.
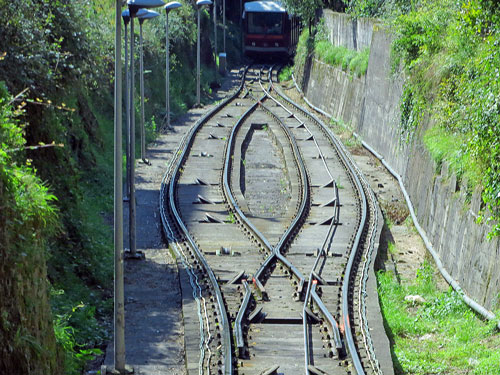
[247,12,283,35]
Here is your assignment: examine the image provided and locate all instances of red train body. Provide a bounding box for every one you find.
[242,1,299,57]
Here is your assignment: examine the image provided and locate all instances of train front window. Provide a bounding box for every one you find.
[247,12,283,35]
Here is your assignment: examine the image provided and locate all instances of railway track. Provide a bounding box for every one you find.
[160,66,382,375]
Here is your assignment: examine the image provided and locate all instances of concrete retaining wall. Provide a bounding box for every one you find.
[322,9,374,51]
[298,12,500,310]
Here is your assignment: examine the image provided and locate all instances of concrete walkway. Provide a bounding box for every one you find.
[101,70,241,375]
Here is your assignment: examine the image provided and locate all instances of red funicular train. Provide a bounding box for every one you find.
[242,1,300,57]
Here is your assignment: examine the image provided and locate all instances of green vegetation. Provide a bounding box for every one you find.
[279,66,293,82]
[339,0,413,18]
[388,0,500,237]
[294,27,315,79]
[282,0,323,30]
[336,0,500,237]
[378,260,500,374]
[1,84,62,374]
[293,20,369,81]
[315,40,370,77]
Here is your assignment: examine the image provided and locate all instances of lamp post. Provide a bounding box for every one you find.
[122,10,131,202]
[223,0,226,53]
[107,2,163,374]
[113,1,126,373]
[126,0,164,261]
[122,9,146,201]
[138,10,160,165]
[213,0,217,69]
[196,0,213,107]
[165,2,182,129]
[240,0,243,51]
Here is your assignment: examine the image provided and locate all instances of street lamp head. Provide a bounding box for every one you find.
[165,1,182,13]
[123,8,148,21]
[128,0,165,15]
[138,9,160,21]
[196,0,212,8]
[122,9,131,24]
[127,0,166,8]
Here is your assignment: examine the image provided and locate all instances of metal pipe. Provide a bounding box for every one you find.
[129,15,137,256]
[358,138,500,331]
[139,19,146,162]
[196,7,201,106]
[124,17,131,200]
[213,0,217,68]
[223,0,226,53]
[139,18,147,163]
[165,11,170,127]
[292,70,500,331]
[113,0,126,371]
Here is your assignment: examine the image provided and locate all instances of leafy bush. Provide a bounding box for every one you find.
[52,302,103,375]
[343,0,386,17]
[279,66,293,82]
[1,84,62,375]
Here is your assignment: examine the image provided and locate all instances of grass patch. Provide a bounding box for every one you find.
[315,39,370,77]
[378,260,500,375]
[423,126,481,189]
[279,65,293,82]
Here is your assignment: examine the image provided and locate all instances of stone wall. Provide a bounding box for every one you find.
[298,12,500,310]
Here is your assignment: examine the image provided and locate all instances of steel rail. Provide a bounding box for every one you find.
[271,76,369,375]
[234,279,251,355]
[266,69,333,183]
[266,67,346,373]
[226,66,311,355]
[289,71,389,374]
[160,67,250,375]
[257,101,308,285]
[229,67,308,286]
[265,69,346,373]
[222,66,276,353]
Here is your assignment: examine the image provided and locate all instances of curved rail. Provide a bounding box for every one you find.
[270,73,370,375]
[160,67,250,375]
[225,66,311,356]
[264,68,345,371]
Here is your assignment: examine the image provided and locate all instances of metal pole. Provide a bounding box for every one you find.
[129,16,137,256]
[139,19,147,164]
[166,11,170,128]
[213,0,217,68]
[124,19,131,201]
[223,0,226,53]
[197,7,201,106]
[240,0,243,51]
[113,0,126,372]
